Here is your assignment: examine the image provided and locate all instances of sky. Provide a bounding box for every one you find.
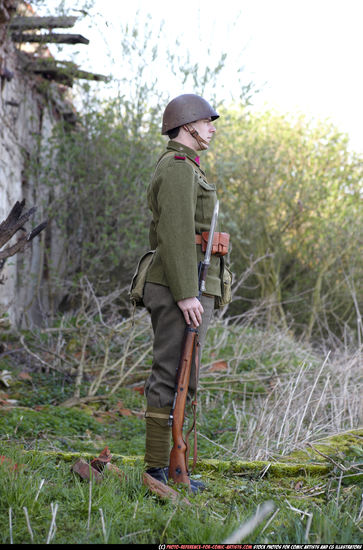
[36,0,363,154]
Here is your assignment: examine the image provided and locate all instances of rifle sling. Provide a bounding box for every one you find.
[185,336,200,472]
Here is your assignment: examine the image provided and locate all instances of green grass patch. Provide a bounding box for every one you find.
[0,445,361,544]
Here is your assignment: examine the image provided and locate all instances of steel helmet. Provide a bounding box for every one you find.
[161,94,219,135]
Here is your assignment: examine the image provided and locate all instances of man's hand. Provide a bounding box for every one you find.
[177,297,204,327]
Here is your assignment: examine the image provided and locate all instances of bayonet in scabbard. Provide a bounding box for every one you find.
[199,200,219,294]
[204,200,219,265]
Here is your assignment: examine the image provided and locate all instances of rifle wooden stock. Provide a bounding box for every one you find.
[168,326,198,487]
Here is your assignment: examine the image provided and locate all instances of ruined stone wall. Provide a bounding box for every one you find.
[0,0,70,326]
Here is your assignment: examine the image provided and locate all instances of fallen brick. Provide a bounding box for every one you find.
[71,458,103,483]
[90,446,112,472]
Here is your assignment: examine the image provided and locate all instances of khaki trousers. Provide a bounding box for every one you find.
[143,282,214,469]
[143,282,215,409]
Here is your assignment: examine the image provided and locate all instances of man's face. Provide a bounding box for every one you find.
[192,118,216,149]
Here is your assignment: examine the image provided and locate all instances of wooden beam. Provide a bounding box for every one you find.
[9,15,78,30]
[11,32,89,45]
[22,57,108,86]
[30,65,74,87]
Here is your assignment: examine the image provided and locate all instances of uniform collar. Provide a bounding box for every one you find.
[167,140,202,167]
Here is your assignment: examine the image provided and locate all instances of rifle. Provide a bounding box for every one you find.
[168,200,219,488]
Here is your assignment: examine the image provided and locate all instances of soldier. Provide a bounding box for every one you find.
[142,94,229,493]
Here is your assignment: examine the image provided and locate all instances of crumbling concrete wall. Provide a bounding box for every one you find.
[0,0,71,326]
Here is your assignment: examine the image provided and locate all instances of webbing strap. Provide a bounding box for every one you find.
[145,412,170,420]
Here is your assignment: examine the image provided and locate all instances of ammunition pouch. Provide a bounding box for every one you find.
[195,231,230,256]
[215,256,233,309]
[129,250,155,307]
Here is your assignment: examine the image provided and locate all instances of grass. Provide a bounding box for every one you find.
[0,307,362,543]
[0,441,361,544]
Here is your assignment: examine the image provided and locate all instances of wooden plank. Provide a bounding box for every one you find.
[143,472,192,505]
[9,15,77,30]
[11,32,89,45]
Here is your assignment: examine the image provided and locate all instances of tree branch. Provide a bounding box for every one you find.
[0,200,47,262]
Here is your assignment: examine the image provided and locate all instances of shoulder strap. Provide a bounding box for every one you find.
[153,151,174,172]
[154,151,201,174]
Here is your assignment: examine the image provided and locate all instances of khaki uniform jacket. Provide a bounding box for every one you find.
[145,140,222,302]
